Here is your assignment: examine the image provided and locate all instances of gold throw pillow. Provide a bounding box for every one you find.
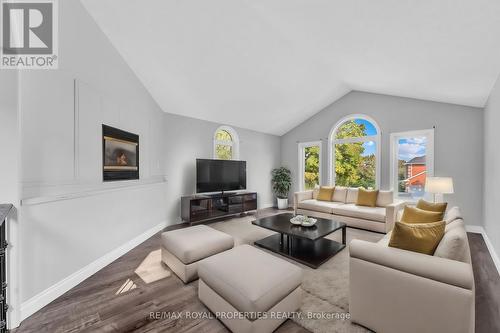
[356,188,379,207]
[317,186,335,201]
[400,206,444,223]
[389,221,445,255]
[416,199,448,213]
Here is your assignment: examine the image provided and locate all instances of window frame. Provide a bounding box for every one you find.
[328,114,381,189]
[298,141,322,191]
[389,129,435,201]
[213,126,240,160]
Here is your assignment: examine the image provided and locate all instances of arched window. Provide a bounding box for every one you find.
[328,115,381,189]
[213,126,239,160]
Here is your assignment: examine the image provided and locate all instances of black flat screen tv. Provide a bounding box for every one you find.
[196,159,246,193]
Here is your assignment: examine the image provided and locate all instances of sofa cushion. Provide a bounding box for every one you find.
[317,186,335,201]
[376,190,394,207]
[333,203,386,222]
[161,225,234,264]
[346,188,358,203]
[434,220,468,262]
[401,206,444,223]
[298,199,344,214]
[416,199,447,213]
[333,186,348,203]
[312,185,320,199]
[389,221,446,255]
[198,245,303,314]
[356,188,379,207]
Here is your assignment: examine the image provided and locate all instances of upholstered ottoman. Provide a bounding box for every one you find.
[198,245,303,333]
[161,225,234,283]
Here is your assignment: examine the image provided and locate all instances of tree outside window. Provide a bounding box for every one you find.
[330,116,380,189]
[299,142,321,191]
[214,126,239,160]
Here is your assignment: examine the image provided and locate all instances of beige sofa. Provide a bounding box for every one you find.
[349,207,475,333]
[294,187,406,233]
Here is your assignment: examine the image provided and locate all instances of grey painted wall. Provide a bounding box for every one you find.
[163,113,281,224]
[281,91,484,226]
[484,76,500,255]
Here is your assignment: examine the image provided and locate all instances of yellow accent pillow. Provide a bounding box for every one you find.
[416,199,448,213]
[317,186,335,201]
[389,221,445,255]
[356,188,379,207]
[400,206,444,223]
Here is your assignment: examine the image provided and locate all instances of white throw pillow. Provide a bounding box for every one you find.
[346,188,358,203]
[376,190,394,207]
[333,186,348,203]
[312,185,320,199]
[444,207,463,224]
[434,220,468,262]
[445,219,464,232]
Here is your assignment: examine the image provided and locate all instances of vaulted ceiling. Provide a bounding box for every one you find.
[82,0,500,135]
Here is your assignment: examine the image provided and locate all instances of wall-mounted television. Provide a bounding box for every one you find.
[196,159,246,193]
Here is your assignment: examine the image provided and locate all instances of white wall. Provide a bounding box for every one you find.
[163,113,281,224]
[18,0,167,311]
[15,0,281,321]
[281,91,484,226]
[0,71,19,205]
[0,70,21,328]
[484,75,500,256]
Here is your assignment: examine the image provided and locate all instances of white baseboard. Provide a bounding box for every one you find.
[19,221,167,323]
[466,225,500,276]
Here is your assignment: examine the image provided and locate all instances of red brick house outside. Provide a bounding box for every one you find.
[404,156,426,194]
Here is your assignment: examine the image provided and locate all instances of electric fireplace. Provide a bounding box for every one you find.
[102,125,139,181]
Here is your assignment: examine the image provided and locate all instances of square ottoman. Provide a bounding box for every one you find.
[198,245,303,333]
[161,225,234,283]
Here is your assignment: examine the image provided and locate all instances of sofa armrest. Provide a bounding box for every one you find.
[349,239,474,290]
[385,200,406,233]
[293,190,313,213]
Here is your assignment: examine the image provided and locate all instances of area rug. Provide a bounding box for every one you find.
[209,212,383,333]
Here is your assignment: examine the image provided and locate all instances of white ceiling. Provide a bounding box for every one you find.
[81,0,500,135]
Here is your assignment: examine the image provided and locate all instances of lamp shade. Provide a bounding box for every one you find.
[425,177,454,194]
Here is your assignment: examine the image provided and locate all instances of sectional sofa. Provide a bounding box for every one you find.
[294,187,406,233]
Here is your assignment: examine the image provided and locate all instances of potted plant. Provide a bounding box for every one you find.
[271,167,292,209]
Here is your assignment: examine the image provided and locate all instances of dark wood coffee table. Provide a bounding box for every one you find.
[252,213,346,269]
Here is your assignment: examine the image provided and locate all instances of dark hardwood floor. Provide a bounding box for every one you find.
[12,210,500,333]
[468,233,500,333]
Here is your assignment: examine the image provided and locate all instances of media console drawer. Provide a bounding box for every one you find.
[181,192,258,224]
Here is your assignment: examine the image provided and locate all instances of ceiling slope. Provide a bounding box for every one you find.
[82,0,500,135]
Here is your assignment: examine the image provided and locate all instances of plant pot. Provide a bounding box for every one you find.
[277,198,289,210]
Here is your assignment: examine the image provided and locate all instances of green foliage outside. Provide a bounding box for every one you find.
[271,167,292,198]
[215,144,232,160]
[398,159,407,192]
[215,130,233,160]
[334,121,376,188]
[304,146,320,189]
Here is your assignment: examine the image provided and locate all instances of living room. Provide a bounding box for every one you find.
[0,0,499,332]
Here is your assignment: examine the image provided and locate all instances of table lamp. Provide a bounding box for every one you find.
[425,177,454,203]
